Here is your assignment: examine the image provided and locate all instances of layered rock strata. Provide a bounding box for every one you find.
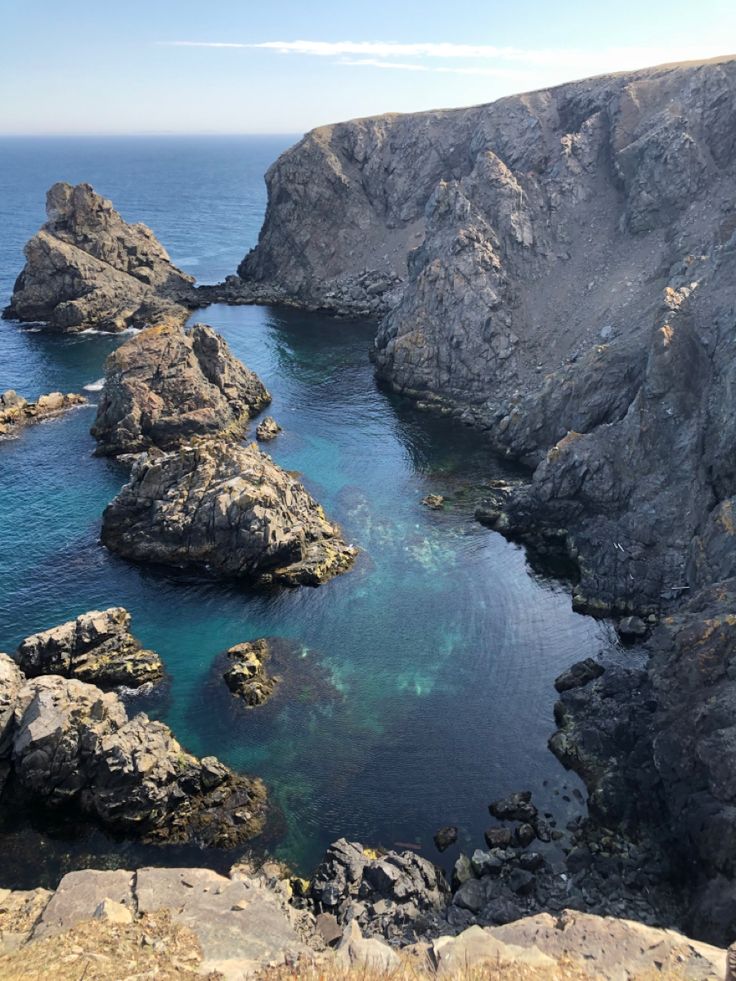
[15,607,163,689]
[101,438,357,586]
[0,653,266,846]
[4,182,196,332]
[91,321,271,455]
[0,390,86,438]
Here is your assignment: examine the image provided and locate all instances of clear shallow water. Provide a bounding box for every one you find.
[0,138,615,884]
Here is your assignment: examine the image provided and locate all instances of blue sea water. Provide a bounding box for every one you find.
[0,137,617,886]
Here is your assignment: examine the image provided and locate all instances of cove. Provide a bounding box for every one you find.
[0,300,617,885]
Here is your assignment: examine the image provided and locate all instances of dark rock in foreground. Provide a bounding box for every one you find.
[15,607,163,689]
[554,658,605,693]
[91,321,271,456]
[0,389,86,438]
[310,838,450,942]
[223,639,278,707]
[0,653,266,846]
[4,182,196,332]
[101,438,357,587]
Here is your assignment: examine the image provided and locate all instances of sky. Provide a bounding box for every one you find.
[1,0,735,135]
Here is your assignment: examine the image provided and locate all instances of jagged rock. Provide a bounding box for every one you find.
[15,607,163,689]
[6,673,266,846]
[422,494,444,510]
[433,825,458,852]
[255,416,281,442]
[617,615,648,640]
[0,654,23,757]
[222,639,278,707]
[433,925,556,976]
[554,658,605,693]
[0,389,86,438]
[101,438,357,587]
[310,839,450,941]
[91,321,271,455]
[489,791,537,823]
[4,182,196,332]
[241,56,736,618]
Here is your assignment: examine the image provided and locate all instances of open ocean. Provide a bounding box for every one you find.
[0,136,617,885]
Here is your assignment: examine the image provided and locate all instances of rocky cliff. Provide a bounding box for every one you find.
[3,183,197,332]
[240,55,736,617]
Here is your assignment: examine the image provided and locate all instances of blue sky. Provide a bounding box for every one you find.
[1,0,735,135]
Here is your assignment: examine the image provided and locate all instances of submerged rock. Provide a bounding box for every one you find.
[0,389,86,438]
[255,416,282,442]
[91,321,271,455]
[4,182,196,332]
[222,639,278,707]
[15,607,163,689]
[422,494,445,510]
[489,791,537,824]
[433,825,458,852]
[0,654,266,846]
[101,438,357,587]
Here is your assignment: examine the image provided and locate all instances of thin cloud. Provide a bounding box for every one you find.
[158,39,729,80]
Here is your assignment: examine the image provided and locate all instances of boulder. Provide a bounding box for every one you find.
[222,639,278,707]
[489,791,537,823]
[4,182,196,332]
[101,438,357,587]
[9,674,266,845]
[310,838,449,941]
[15,607,163,689]
[484,826,513,849]
[433,925,556,977]
[554,658,605,693]
[0,389,86,438]
[617,615,648,641]
[335,920,400,972]
[255,416,282,442]
[91,322,270,456]
[0,654,23,757]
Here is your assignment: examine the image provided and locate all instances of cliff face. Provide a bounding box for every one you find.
[241,56,736,616]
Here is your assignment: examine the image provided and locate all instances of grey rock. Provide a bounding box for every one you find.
[484,826,513,849]
[617,615,648,640]
[515,823,536,847]
[92,322,270,455]
[554,658,605,693]
[335,920,400,972]
[9,673,267,845]
[0,653,23,757]
[32,870,134,939]
[489,791,537,823]
[452,853,475,888]
[470,849,503,878]
[101,438,357,587]
[508,869,536,896]
[5,182,196,332]
[452,878,486,913]
[15,607,163,689]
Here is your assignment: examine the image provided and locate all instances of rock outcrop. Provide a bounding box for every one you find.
[223,639,279,707]
[91,321,271,455]
[0,652,266,846]
[4,182,196,332]
[256,416,281,442]
[0,390,86,438]
[310,838,450,943]
[101,438,357,586]
[15,607,163,689]
[240,56,736,618]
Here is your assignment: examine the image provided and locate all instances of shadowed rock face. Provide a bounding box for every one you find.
[240,56,736,616]
[4,182,197,332]
[0,653,266,846]
[91,321,271,456]
[15,607,163,689]
[101,438,357,586]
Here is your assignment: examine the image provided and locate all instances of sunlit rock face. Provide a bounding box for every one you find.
[4,182,197,332]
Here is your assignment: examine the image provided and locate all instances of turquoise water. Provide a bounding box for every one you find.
[0,138,615,884]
